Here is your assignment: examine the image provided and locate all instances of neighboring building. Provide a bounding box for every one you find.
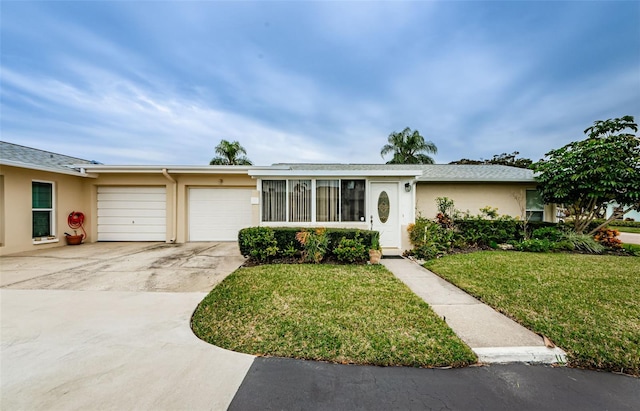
[606,202,640,221]
[0,141,555,255]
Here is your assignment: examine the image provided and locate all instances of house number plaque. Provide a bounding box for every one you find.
[378,191,390,223]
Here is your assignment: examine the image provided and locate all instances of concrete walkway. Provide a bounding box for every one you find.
[381,258,567,364]
[619,232,640,245]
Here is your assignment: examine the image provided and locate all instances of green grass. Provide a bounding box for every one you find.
[424,252,640,375]
[192,264,476,367]
[622,243,640,255]
[615,226,640,234]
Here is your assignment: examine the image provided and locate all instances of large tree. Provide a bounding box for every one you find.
[380,127,438,164]
[449,151,532,169]
[531,116,639,234]
[210,139,253,165]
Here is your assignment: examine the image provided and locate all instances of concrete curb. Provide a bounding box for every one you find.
[473,346,567,364]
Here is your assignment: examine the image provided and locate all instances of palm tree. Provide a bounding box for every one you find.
[210,140,253,165]
[380,127,438,164]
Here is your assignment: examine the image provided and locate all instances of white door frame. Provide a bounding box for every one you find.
[369,181,401,248]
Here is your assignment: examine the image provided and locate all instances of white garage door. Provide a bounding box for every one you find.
[97,186,166,241]
[189,188,252,241]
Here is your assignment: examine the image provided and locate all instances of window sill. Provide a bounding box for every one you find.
[32,237,59,245]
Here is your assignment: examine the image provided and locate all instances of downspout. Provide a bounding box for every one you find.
[162,169,177,243]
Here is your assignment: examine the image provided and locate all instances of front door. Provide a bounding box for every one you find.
[370,182,400,248]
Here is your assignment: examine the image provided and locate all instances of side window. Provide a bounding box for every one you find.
[32,181,54,238]
[526,190,544,222]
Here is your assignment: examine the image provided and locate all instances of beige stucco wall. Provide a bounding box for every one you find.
[0,168,257,255]
[416,182,556,222]
[1,166,556,257]
[0,165,92,255]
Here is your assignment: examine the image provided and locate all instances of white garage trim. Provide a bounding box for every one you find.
[97,186,166,241]
[189,188,252,241]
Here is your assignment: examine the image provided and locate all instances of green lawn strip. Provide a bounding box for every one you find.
[192,264,476,368]
[424,252,640,375]
[615,226,640,234]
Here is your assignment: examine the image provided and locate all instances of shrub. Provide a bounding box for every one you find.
[593,219,640,229]
[593,228,623,249]
[435,197,457,218]
[531,226,564,242]
[296,228,330,263]
[281,242,299,258]
[479,206,499,220]
[454,217,522,246]
[333,235,368,263]
[514,238,554,253]
[272,228,304,255]
[407,217,455,260]
[435,197,457,228]
[240,227,380,263]
[560,232,604,254]
[553,240,575,251]
[238,227,278,261]
[622,243,640,256]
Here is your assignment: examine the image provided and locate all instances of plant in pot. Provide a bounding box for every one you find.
[65,230,84,245]
[65,211,86,245]
[369,234,382,264]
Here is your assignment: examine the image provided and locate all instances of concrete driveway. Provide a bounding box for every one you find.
[1,242,254,410]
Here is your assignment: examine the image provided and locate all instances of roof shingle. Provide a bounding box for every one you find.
[275,163,535,182]
[1,141,93,173]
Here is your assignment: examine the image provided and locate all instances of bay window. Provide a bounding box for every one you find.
[261,179,365,223]
[316,180,339,222]
[289,179,311,222]
[340,179,365,222]
[262,180,286,222]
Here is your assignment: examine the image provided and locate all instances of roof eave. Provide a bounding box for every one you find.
[76,165,277,174]
[250,169,424,178]
[1,160,95,178]
[417,178,537,183]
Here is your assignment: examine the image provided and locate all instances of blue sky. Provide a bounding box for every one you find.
[2,1,638,166]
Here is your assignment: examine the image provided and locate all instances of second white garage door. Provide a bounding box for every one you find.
[189,188,253,241]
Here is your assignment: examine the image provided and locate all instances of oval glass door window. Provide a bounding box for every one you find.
[377,191,390,223]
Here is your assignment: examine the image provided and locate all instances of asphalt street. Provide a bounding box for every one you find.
[230,358,640,411]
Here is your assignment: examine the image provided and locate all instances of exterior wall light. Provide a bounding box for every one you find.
[404,182,412,192]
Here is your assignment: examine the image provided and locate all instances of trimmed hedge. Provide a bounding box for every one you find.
[453,219,556,246]
[238,227,380,261]
[606,220,640,228]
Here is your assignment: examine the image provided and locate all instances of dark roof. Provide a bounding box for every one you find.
[0,142,535,183]
[416,164,535,182]
[0,141,94,173]
[274,163,535,182]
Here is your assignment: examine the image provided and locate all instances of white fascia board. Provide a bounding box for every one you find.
[1,160,96,178]
[76,165,267,174]
[249,169,423,178]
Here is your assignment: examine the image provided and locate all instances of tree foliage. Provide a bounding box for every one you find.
[380,127,438,164]
[449,151,532,169]
[210,139,253,165]
[531,116,639,234]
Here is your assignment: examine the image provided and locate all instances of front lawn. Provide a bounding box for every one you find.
[192,264,476,367]
[424,252,640,375]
